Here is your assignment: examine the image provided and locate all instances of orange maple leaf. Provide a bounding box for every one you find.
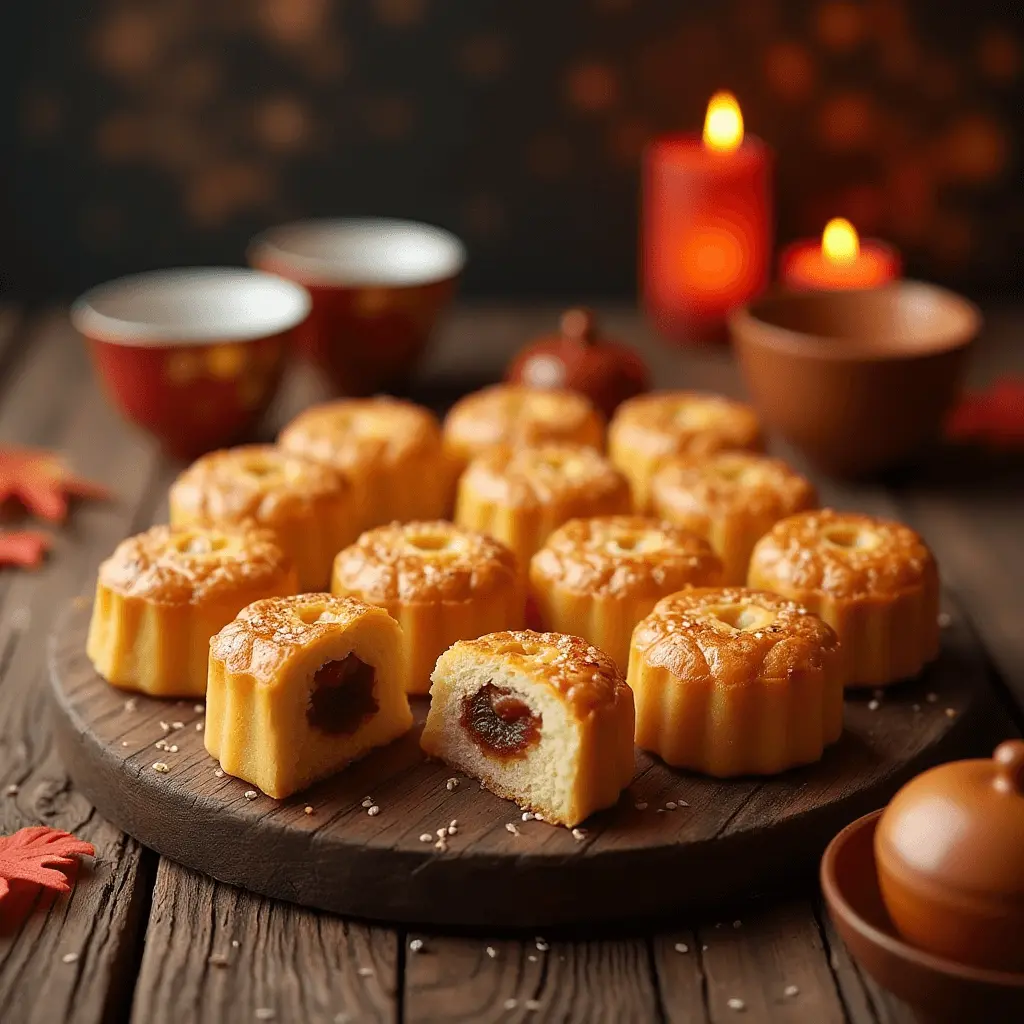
[0,446,110,523]
[0,826,95,901]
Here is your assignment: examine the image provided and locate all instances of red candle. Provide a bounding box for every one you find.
[780,219,901,291]
[642,92,773,343]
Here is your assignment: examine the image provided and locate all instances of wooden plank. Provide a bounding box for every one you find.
[403,935,663,1024]
[0,315,164,1024]
[130,860,397,1024]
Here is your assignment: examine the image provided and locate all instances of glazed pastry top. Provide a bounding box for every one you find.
[749,509,938,600]
[333,520,519,603]
[652,452,816,519]
[460,444,630,509]
[169,445,350,522]
[438,629,630,716]
[530,516,722,597]
[443,385,603,457]
[97,524,293,606]
[210,593,396,679]
[609,391,763,459]
[632,587,842,686]
[279,397,444,471]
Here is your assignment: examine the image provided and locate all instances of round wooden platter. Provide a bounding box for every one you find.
[50,600,983,929]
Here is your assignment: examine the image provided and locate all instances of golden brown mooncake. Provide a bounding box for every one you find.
[629,587,844,776]
[205,593,413,799]
[442,384,604,475]
[331,520,524,694]
[420,630,635,826]
[651,451,817,584]
[607,391,764,512]
[529,515,723,670]
[455,443,632,569]
[279,396,452,529]
[87,524,297,697]
[748,509,940,688]
[168,444,356,592]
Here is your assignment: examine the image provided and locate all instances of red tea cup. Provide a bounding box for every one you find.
[248,218,466,396]
[72,268,311,460]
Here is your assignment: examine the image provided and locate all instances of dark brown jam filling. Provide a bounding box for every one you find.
[460,683,541,760]
[307,654,378,735]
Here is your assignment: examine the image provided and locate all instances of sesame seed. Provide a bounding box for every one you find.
[674,942,689,953]
[409,938,424,953]
[528,954,537,962]
[357,967,374,977]
[945,707,957,718]
[169,745,179,753]
[868,700,880,711]
[727,997,746,1011]
[665,801,677,810]
[446,777,459,791]
[504,999,517,1010]
[255,1011,276,1021]
[4,784,18,796]
[159,721,170,732]
[486,946,498,958]
[194,704,205,713]
[521,811,534,822]
[214,769,224,778]
[244,790,257,801]
[784,984,799,997]
[304,806,314,815]
[505,823,519,835]
[124,699,137,712]
[152,762,169,773]
[171,721,184,729]
[571,828,586,841]
[702,944,709,951]
[450,819,458,828]
[419,833,433,843]
[525,999,541,1011]
[121,741,130,747]
[677,799,690,807]
[367,805,380,816]
[231,939,240,948]
[926,692,938,703]
[61,952,79,964]
[535,938,549,951]
[208,952,230,967]
[656,808,665,814]
[361,796,373,808]
[448,825,458,835]
[196,722,204,731]
[634,801,648,810]
[435,837,448,852]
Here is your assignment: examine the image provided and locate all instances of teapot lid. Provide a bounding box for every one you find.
[877,740,1024,900]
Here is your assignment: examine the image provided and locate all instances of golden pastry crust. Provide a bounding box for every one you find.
[168,444,356,591]
[651,452,817,584]
[529,516,723,669]
[747,510,940,687]
[279,397,452,528]
[331,522,525,693]
[443,385,604,470]
[629,587,844,776]
[608,391,764,511]
[87,524,297,698]
[455,444,632,568]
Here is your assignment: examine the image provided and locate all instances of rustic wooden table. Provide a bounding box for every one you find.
[0,305,1020,1024]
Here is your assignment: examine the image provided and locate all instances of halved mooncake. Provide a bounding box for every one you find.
[420,630,635,826]
[331,520,524,694]
[629,588,844,776]
[87,523,297,697]
[206,593,413,799]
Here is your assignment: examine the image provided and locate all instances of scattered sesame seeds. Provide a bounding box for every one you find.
[634,801,648,811]
[124,698,137,713]
[244,790,257,801]
[571,828,587,842]
[448,825,458,836]
[419,833,433,843]
[656,808,665,814]
[4,784,18,796]
[304,806,314,815]
[528,954,537,962]
[409,938,424,953]
[152,762,169,773]
[254,1010,276,1021]
[171,721,184,729]
[521,811,534,822]
[784,984,799,998]
[446,777,459,791]
[159,721,170,733]
[208,952,230,967]
[677,799,690,807]
[61,952,79,964]
[232,939,240,948]
[926,692,938,703]
[503,999,518,1010]
[665,801,677,810]
[434,836,448,852]
[194,704,205,713]
[868,700,880,711]
[945,707,957,718]
[195,722,204,731]
[169,745,179,753]
[436,828,448,838]
[674,942,689,953]
[121,741,130,747]
[361,796,374,808]
[214,769,224,778]
[367,805,380,816]
[357,967,374,977]
[486,946,498,958]
[450,819,458,829]
[535,938,549,952]
[727,997,746,1012]
[505,823,519,836]
[525,999,541,1011]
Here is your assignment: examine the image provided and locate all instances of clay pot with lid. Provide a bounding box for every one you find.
[505,308,649,419]
[875,740,1024,973]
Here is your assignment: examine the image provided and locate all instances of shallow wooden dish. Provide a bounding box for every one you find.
[51,600,981,928]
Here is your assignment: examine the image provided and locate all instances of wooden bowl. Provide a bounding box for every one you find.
[821,810,1024,1024]
[730,283,980,477]
[72,268,310,460]
[249,218,466,396]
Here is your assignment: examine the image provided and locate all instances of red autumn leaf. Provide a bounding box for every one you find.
[0,826,95,901]
[0,530,52,570]
[0,446,110,523]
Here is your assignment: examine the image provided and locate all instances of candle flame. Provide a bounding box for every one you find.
[703,91,744,153]
[822,218,860,265]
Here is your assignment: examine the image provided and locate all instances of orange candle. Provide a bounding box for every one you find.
[642,92,773,342]
[780,219,901,291]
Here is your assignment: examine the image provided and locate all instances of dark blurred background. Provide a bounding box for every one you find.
[2,0,1022,302]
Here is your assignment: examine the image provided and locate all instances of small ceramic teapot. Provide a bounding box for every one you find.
[875,740,1024,972]
[505,308,649,419]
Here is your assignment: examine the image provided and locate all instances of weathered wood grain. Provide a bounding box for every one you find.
[130,860,397,1024]
[0,316,163,1024]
